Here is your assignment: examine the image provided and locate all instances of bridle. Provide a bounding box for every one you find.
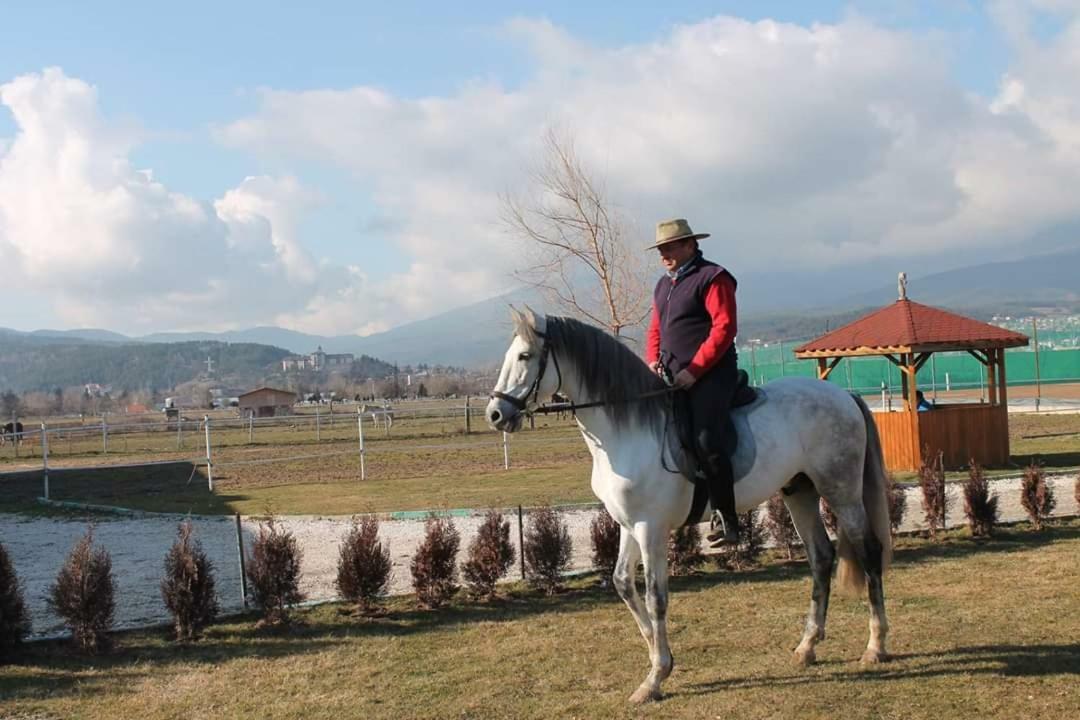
[490,327,674,417]
[490,329,562,414]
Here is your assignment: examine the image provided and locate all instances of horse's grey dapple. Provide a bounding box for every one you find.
[487,309,892,703]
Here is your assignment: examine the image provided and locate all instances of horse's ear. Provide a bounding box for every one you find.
[523,305,546,335]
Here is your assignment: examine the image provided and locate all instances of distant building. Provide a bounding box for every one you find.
[238,387,297,418]
[281,345,354,372]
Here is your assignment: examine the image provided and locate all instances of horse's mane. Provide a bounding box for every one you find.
[521,314,667,432]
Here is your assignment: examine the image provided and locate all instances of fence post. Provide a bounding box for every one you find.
[503,431,510,470]
[102,414,108,455]
[517,504,526,581]
[41,422,49,500]
[357,407,366,481]
[235,513,248,609]
[177,417,183,450]
[248,413,254,443]
[316,406,321,442]
[465,395,471,434]
[1032,318,1041,412]
[204,415,213,492]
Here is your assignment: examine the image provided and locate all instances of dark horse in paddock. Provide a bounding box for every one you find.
[1,421,24,446]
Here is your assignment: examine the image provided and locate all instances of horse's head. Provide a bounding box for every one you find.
[486,307,556,432]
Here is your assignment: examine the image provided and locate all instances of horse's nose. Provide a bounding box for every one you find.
[489,408,502,424]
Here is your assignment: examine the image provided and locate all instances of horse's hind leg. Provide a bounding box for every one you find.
[832,501,890,664]
[783,476,835,667]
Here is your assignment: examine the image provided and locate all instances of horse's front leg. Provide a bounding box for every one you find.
[628,524,673,704]
[612,526,652,654]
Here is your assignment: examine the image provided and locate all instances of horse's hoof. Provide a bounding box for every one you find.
[794,647,816,667]
[629,686,662,704]
[860,649,889,665]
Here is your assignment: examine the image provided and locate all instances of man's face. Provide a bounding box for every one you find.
[657,239,696,272]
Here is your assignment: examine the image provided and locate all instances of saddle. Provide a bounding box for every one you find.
[669,369,760,525]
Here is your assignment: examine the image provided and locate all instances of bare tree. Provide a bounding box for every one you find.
[502,129,650,338]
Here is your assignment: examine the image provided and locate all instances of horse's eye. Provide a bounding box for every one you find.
[518,352,532,362]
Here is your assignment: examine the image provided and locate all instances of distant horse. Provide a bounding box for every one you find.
[486,309,892,703]
[1,421,24,447]
[360,403,394,429]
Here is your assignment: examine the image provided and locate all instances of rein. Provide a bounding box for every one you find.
[491,325,674,415]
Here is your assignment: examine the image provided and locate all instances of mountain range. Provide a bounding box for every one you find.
[4,247,1078,373]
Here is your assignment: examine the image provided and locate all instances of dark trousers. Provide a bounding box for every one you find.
[678,362,739,520]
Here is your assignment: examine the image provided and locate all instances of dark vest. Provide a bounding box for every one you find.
[654,257,737,374]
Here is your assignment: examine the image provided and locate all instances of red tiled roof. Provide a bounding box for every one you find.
[793,300,1029,356]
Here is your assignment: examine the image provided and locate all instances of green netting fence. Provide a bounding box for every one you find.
[736,343,1080,396]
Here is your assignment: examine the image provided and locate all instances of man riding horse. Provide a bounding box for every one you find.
[645,218,740,547]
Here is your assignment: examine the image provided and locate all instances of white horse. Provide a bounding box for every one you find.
[360,403,394,429]
[486,310,892,704]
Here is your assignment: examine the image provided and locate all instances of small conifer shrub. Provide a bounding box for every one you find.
[336,514,392,613]
[887,475,907,535]
[819,498,838,536]
[462,509,515,600]
[962,461,999,538]
[1020,462,1056,531]
[48,527,115,653]
[589,506,620,578]
[246,517,304,625]
[918,450,947,538]
[161,520,219,641]
[764,493,800,560]
[411,514,461,609]
[0,541,30,655]
[668,523,705,576]
[717,509,766,571]
[524,505,572,594]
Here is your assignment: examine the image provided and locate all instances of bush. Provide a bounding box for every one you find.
[524,505,572,594]
[48,527,115,653]
[1020,462,1056,531]
[462,509,514,600]
[887,474,907,534]
[668,523,704,576]
[161,521,218,641]
[246,517,304,625]
[411,514,460,609]
[764,493,800,560]
[0,541,30,655]
[589,507,620,577]
[716,509,765,571]
[962,461,999,538]
[819,497,838,536]
[918,450,947,539]
[336,514,392,613]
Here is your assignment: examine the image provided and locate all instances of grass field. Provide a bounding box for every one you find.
[2,521,1077,719]
[0,409,1076,517]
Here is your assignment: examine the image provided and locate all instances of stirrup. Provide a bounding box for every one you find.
[706,511,739,547]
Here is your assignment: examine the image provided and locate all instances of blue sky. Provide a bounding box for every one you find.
[1,1,1077,335]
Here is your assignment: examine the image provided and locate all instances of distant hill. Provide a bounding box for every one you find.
[6,247,1076,372]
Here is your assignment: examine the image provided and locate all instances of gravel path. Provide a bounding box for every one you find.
[2,474,1076,637]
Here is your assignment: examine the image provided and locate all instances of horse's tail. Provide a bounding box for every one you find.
[836,393,893,596]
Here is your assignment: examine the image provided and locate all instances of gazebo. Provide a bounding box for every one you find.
[793,283,1029,471]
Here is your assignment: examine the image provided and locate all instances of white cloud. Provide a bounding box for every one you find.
[219,12,1080,305]
[7,10,1080,336]
[0,68,381,334]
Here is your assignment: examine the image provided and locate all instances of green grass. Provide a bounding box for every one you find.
[2,521,1078,719]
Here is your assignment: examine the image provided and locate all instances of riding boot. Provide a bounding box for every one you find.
[704,453,740,548]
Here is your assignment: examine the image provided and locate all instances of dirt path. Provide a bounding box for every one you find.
[2,474,1076,637]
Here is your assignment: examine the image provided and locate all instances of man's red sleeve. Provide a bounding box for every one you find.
[686,274,737,378]
[645,304,661,365]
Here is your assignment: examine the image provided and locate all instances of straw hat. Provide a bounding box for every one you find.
[646,218,710,250]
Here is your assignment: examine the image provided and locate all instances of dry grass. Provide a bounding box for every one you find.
[2,521,1077,719]
[0,413,1075,517]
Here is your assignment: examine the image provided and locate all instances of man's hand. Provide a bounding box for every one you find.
[674,369,697,389]
[649,361,663,377]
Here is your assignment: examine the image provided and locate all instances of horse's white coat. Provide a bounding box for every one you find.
[487,310,892,702]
